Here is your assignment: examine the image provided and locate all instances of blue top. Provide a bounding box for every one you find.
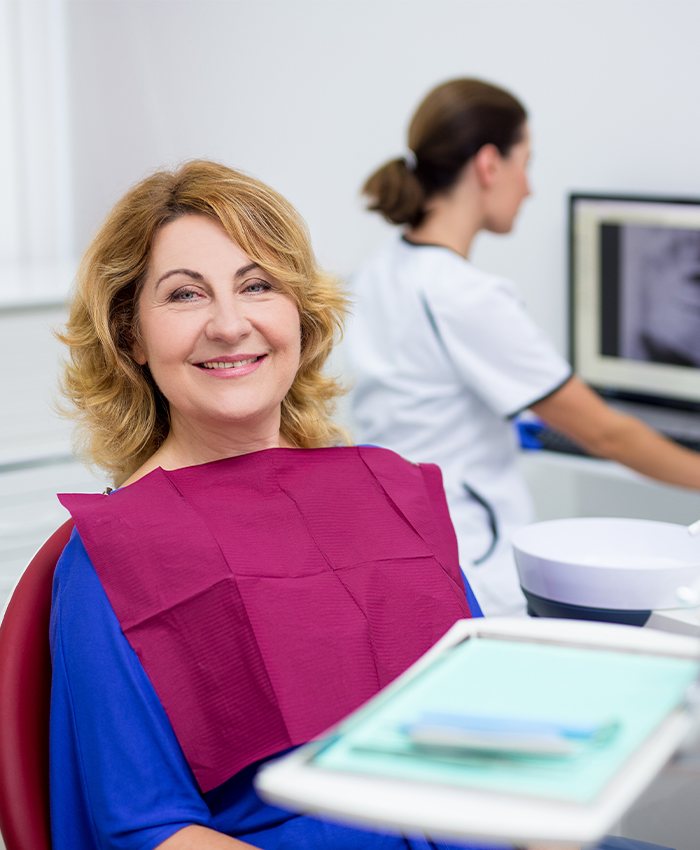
[49,530,498,850]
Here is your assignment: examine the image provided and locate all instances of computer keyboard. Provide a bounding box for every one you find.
[526,427,589,457]
[518,420,700,457]
[667,434,700,453]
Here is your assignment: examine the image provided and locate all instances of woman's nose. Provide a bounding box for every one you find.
[204,300,253,343]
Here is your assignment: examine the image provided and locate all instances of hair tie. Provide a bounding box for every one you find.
[404,149,417,171]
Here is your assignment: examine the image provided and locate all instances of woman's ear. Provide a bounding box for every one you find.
[131,338,147,366]
[130,313,147,365]
[473,144,501,189]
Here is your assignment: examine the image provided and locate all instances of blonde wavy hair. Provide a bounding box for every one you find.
[59,160,348,485]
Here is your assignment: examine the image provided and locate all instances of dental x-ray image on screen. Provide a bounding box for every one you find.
[612,225,700,367]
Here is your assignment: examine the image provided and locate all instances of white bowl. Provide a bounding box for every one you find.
[512,517,700,610]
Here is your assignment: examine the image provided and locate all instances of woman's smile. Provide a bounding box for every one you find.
[195,353,268,375]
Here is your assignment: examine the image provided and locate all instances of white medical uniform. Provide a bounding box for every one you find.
[345,236,572,615]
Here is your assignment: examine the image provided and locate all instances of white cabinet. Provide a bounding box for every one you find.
[519,450,700,526]
[0,304,105,612]
[0,457,105,612]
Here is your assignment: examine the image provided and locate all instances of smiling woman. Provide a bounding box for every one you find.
[50,160,483,850]
[59,160,346,485]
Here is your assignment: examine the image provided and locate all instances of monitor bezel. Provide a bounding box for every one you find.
[568,191,700,413]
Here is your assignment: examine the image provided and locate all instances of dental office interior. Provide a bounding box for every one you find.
[2,1,700,848]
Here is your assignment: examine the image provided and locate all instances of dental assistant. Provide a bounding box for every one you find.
[345,78,700,616]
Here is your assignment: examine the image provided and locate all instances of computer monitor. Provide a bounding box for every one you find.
[569,192,700,411]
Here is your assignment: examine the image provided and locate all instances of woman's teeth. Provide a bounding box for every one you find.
[201,357,258,370]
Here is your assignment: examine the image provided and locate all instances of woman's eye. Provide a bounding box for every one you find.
[244,279,273,294]
[169,287,202,302]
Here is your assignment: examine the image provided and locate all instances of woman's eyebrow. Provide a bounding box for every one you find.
[154,268,204,289]
[234,262,262,279]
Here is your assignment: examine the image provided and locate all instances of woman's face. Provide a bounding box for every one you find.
[133,214,301,444]
[484,123,532,234]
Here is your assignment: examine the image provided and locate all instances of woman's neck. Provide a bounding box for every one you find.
[407,164,485,258]
[122,417,288,487]
[406,196,483,258]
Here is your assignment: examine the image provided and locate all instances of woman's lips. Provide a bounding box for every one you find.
[195,354,267,377]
